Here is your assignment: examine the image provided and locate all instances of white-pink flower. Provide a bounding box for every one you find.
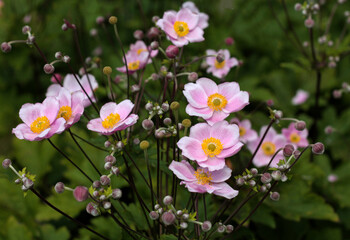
[87,100,138,135]
[169,160,238,199]
[181,1,209,29]
[230,118,258,144]
[183,78,249,125]
[177,121,243,171]
[156,8,204,47]
[282,123,308,148]
[12,97,66,141]
[247,126,286,168]
[206,49,239,79]
[116,51,148,74]
[129,40,158,59]
[46,74,98,108]
[291,89,309,105]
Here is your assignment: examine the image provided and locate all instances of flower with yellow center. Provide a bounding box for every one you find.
[201,137,223,157]
[102,113,121,129]
[261,141,276,156]
[128,60,140,71]
[137,48,147,55]
[30,116,50,133]
[214,60,226,69]
[194,169,213,185]
[57,106,72,121]
[239,126,246,137]
[173,21,189,37]
[207,93,227,111]
[289,132,301,143]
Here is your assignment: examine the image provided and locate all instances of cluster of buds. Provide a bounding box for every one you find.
[43,51,71,74]
[318,35,335,48]
[159,65,175,80]
[333,82,350,99]
[2,159,35,193]
[216,222,234,234]
[1,25,35,53]
[328,56,340,68]
[155,122,177,138]
[345,11,350,24]
[295,2,320,28]
[145,101,169,117]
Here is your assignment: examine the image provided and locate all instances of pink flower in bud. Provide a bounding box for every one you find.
[54,182,65,193]
[96,16,104,25]
[161,211,176,226]
[292,89,309,105]
[183,78,249,125]
[1,42,12,53]
[248,126,286,167]
[166,45,179,58]
[304,17,315,28]
[73,186,89,202]
[133,30,144,39]
[87,100,138,135]
[225,37,234,46]
[147,27,160,39]
[283,144,295,157]
[333,90,342,99]
[266,99,274,106]
[12,97,66,141]
[270,192,280,201]
[327,174,338,183]
[206,49,239,78]
[43,64,55,74]
[201,221,212,232]
[169,160,239,199]
[156,8,205,47]
[324,126,334,135]
[282,123,308,148]
[230,118,258,144]
[312,142,324,155]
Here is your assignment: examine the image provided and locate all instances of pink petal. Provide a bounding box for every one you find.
[12,123,39,141]
[81,74,98,94]
[176,8,199,30]
[212,182,239,199]
[196,157,225,171]
[227,57,239,68]
[87,118,114,135]
[218,82,240,101]
[41,97,59,124]
[198,13,209,29]
[189,122,211,142]
[210,166,232,182]
[177,137,207,161]
[114,100,134,121]
[183,82,209,108]
[100,102,118,120]
[185,27,204,42]
[163,20,178,39]
[217,142,244,158]
[163,11,177,24]
[242,129,258,143]
[45,118,66,138]
[57,87,72,107]
[223,91,249,113]
[63,74,80,93]
[46,84,61,97]
[185,105,213,119]
[182,181,207,193]
[196,78,218,97]
[19,103,41,126]
[170,37,189,47]
[113,114,138,131]
[206,111,229,125]
[210,121,239,148]
[169,160,196,181]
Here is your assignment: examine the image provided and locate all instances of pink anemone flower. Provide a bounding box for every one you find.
[177,121,243,171]
[230,118,258,144]
[156,8,204,47]
[181,1,209,29]
[169,160,238,199]
[291,89,309,105]
[12,97,66,141]
[46,74,98,107]
[183,78,249,125]
[247,126,286,168]
[282,123,308,148]
[116,51,149,74]
[130,40,158,59]
[55,87,85,129]
[87,100,138,135]
[206,49,239,79]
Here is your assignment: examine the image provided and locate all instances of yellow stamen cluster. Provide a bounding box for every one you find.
[137,48,147,55]
[194,169,212,185]
[290,133,301,143]
[174,21,189,37]
[102,113,121,129]
[207,93,227,111]
[30,116,50,133]
[239,126,246,137]
[201,137,223,157]
[214,60,226,69]
[261,141,276,156]
[128,60,140,71]
[57,106,72,121]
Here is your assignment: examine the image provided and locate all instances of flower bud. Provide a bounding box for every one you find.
[2,158,11,169]
[131,84,140,93]
[261,173,272,184]
[111,166,120,175]
[226,225,234,233]
[147,27,160,39]
[225,37,234,46]
[61,23,68,31]
[109,16,118,25]
[328,61,336,68]
[312,142,324,155]
[96,16,104,25]
[92,180,101,189]
[260,185,267,192]
[283,144,295,157]
[155,129,166,139]
[266,99,274,106]
[140,140,150,150]
[90,28,98,37]
[201,221,212,232]
[293,150,301,158]
[180,222,188,229]
[161,102,169,112]
[216,53,225,63]
[250,168,258,176]
[187,72,198,82]
[182,213,189,220]
[149,211,159,220]
[327,174,338,183]
[116,141,124,150]
[22,185,29,191]
[133,30,144,39]
[305,18,315,28]
[151,73,159,81]
[103,201,111,209]
[152,16,160,23]
[22,177,33,189]
[43,64,55,74]
[166,45,179,58]
[333,90,342,99]
[166,72,174,80]
[162,211,176,225]
[295,121,306,131]
[100,175,111,186]
[163,118,172,126]
[324,126,334,135]
[281,174,288,182]
[73,186,89,202]
[150,41,159,50]
[271,170,282,181]
[154,204,160,210]
[163,195,173,205]
[142,119,154,130]
[217,225,226,233]
[274,110,283,119]
[236,177,245,186]
[112,188,122,199]
[104,140,111,148]
[270,192,280,201]
[249,180,256,187]
[54,182,65,193]
[145,102,153,111]
[103,66,112,75]
[63,55,71,63]
[1,42,12,53]
[15,179,21,184]
[176,210,183,216]
[105,155,116,164]
[182,119,191,128]
[104,162,112,170]
[133,138,140,145]
[170,101,180,110]
[294,3,302,11]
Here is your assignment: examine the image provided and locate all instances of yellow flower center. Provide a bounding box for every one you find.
[174,21,189,37]
[201,137,223,157]
[290,133,301,143]
[194,169,212,185]
[128,60,140,71]
[57,106,72,121]
[30,116,50,134]
[207,93,227,111]
[214,60,226,69]
[102,113,121,129]
[261,142,276,156]
[239,126,246,137]
[137,48,147,55]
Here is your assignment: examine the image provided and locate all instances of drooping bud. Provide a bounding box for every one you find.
[295,121,306,131]
[250,168,258,176]
[100,175,111,186]
[166,72,174,80]
[283,144,295,157]
[161,102,170,112]
[180,222,188,229]
[266,99,274,106]
[270,192,280,201]
[1,42,12,53]
[166,45,179,59]
[324,126,334,135]
[61,23,68,31]
[201,221,212,232]
[274,110,283,119]
[62,55,71,63]
[217,225,226,233]
[182,213,189,220]
[142,119,154,130]
[152,16,160,23]
[163,118,172,126]
[293,150,301,158]
[2,158,11,169]
[312,142,324,155]
[23,178,34,189]
[73,186,89,202]
[261,173,272,184]
[43,64,55,74]
[149,211,159,220]
[92,180,101,189]
[54,182,65,193]
[111,166,120,175]
[161,211,176,225]
[187,72,198,82]
[294,3,302,11]
[236,177,245,186]
[112,188,122,199]
[103,201,111,209]
[104,162,112,170]
[145,102,153,111]
[163,195,173,205]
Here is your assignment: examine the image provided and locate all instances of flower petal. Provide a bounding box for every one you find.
[210,121,239,148]
[177,137,207,161]
[183,82,209,108]
[212,182,239,199]
[196,78,218,96]
[189,122,211,142]
[196,157,225,171]
[176,8,199,30]
[210,166,232,182]
[185,104,213,119]
[169,160,196,181]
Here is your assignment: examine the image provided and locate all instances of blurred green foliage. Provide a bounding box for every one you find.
[1,0,350,239]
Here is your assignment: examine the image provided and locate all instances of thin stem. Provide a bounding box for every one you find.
[144,148,155,207]
[70,132,109,152]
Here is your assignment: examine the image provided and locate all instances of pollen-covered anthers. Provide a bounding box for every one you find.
[201,137,223,157]
[145,101,170,118]
[207,93,227,111]
[2,159,36,192]
[194,169,213,185]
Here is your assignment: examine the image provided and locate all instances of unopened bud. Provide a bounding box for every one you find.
[104,141,111,148]
[145,102,153,111]
[105,155,116,164]
[226,225,234,233]
[104,162,112,170]
[250,168,258,176]
[63,55,71,63]
[188,72,198,82]
[249,180,256,187]
[201,221,212,232]
[295,121,306,131]
[236,177,245,186]
[61,23,68,31]
[100,175,111,186]
[274,110,283,119]
[140,140,150,150]
[182,119,191,128]
[103,201,111,209]
[294,3,302,11]
[162,211,176,225]
[92,180,101,189]
[324,126,334,135]
[1,42,12,53]
[163,118,172,126]
[142,119,154,130]
[96,16,104,25]
[111,166,120,175]
[54,182,65,193]
[166,45,179,59]
[43,64,55,74]
[133,30,144,39]
[149,211,159,220]
[152,16,160,23]
[180,222,188,229]
[103,66,112,75]
[217,225,226,233]
[2,158,11,169]
[260,185,267,192]
[304,18,315,28]
[112,188,122,199]
[151,73,159,81]
[22,25,31,34]
[73,186,89,202]
[170,101,180,110]
[312,142,324,155]
[161,102,169,112]
[166,72,174,80]
[271,170,282,181]
[150,41,159,50]
[261,173,272,184]
[182,213,189,220]
[225,37,234,46]
[163,195,173,205]
[270,192,280,201]
[109,16,118,25]
[333,90,342,99]
[266,99,274,106]
[147,27,160,39]
[293,150,301,158]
